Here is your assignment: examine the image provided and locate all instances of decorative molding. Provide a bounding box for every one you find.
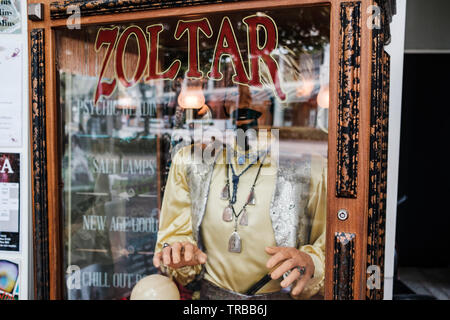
[30,29,50,300]
[333,232,356,300]
[336,2,361,198]
[366,0,391,299]
[50,0,242,19]
[379,0,396,45]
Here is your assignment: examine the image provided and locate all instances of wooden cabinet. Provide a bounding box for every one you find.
[27,0,395,300]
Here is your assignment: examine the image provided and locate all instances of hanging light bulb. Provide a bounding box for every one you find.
[296,79,315,98]
[316,83,329,134]
[178,86,205,124]
[178,86,205,109]
[317,83,329,109]
[117,96,135,109]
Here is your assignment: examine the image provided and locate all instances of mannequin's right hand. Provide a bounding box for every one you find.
[153,242,207,269]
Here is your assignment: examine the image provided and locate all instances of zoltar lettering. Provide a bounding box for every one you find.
[94,14,287,104]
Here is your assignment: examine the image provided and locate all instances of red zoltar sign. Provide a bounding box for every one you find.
[94,14,286,104]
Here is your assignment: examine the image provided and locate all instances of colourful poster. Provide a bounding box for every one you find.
[0,153,20,251]
[0,259,19,300]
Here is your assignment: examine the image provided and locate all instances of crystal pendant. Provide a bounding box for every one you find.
[220,183,230,200]
[228,231,242,253]
[238,155,245,165]
[247,189,256,206]
[239,208,248,226]
[222,206,233,222]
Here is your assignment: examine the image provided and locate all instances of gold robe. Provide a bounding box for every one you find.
[155,145,327,299]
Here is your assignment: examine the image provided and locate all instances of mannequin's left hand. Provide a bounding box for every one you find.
[265,247,315,296]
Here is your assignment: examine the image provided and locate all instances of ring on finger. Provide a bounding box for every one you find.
[296,266,306,277]
[284,266,306,280]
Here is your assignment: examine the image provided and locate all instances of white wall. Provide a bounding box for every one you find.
[405,0,450,53]
[383,0,407,300]
[0,0,31,300]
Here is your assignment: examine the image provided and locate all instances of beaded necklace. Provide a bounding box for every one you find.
[220,149,269,253]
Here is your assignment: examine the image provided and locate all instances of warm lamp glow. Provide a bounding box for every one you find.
[178,87,205,109]
[117,96,136,110]
[317,84,329,109]
[296,79,315,98]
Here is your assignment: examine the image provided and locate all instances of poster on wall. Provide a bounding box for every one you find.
[0,153,20,252]
[0,0,21,34]
[0,259,19,300]
[0,40,22,147]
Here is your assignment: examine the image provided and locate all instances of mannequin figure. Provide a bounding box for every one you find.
[153,85,327,300]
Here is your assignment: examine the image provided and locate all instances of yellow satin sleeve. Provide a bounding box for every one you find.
[154,148,202,286]
[295,155,327,300]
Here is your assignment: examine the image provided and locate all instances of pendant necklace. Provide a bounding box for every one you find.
[235,149,259,166]
[221,150,268,253]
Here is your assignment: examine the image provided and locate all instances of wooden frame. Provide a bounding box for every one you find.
[30,28,50,300]
[28,0,395,300]
[366,0,394,300]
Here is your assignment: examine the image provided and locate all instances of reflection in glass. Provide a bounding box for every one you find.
[57,5,330,300]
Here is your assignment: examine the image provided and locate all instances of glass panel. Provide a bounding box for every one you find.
[57,4,330,300]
